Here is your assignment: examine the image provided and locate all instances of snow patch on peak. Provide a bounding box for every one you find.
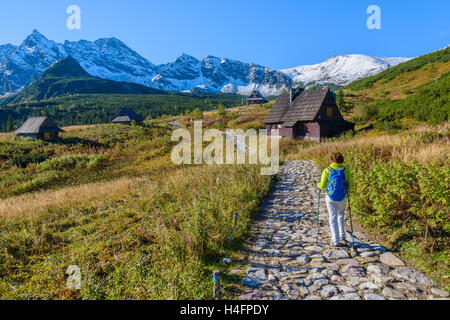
[282,54,412,87]
[0,30,419,97]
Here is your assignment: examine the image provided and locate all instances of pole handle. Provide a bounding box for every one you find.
[213,270,221,300]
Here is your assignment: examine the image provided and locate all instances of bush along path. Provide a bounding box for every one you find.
[237,160,449,300]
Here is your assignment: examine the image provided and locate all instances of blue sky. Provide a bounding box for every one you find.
[0,0,449,69]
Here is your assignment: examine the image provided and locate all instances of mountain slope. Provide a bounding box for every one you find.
[0,30,68,95]
[282,54,412,88]
[152,54,292,95]
[0,30,159,96]
[2,56,164,104]
[342,47,450,124]
[346,47,450,91]
[0,30,415,97]
[64,37,158,86]
[0,44,17,63]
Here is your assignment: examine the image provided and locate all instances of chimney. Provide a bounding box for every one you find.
[290,87,296,104]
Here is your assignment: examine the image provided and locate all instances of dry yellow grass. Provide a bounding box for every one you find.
[0,176,152,219]
[202,103,273,117]
[61,124,98,132]
[286,123,450,165]
[0,133,14,140]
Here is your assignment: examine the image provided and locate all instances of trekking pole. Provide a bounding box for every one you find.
[213,270,221,300]
[316,188,321,244]
[347,195,356,255]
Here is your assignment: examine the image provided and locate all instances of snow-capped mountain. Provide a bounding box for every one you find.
[282,54,412,87]
[0,30,413,97]
[64,37,158,86]
[0,30,67,94]
[0,44,17,63]
[152,54,292,95]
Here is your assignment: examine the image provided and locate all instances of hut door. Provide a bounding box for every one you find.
[296,123,307,137]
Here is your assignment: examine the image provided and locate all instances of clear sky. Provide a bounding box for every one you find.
[0,0,449,69]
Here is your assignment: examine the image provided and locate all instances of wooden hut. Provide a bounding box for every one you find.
[247,90,268,105]
[264,88,354,140]
[111,109,144,126]
[15,117,64,140]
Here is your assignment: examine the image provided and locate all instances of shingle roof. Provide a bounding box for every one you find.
[15,117,64,134]
[263,93,291,124]
[111,109,144,123]
[264,88,331,126]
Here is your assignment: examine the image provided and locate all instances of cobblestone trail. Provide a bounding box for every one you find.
[238,161,448,300]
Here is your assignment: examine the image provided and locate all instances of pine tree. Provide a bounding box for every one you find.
[217,103,226,117]
[336,90,346,113]
[6,115,13,132]
[190,108,203,120]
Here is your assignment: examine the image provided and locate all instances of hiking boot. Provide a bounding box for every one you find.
[330,242,346,248]
[341,239,350,247]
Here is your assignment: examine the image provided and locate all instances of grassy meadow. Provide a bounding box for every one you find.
[0,104,273,299]
[0,97,448,298]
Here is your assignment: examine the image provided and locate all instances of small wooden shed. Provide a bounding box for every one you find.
[247,90,268,105]
[264,88,354,140]
[111,109,144,126]
[15,117,64,140]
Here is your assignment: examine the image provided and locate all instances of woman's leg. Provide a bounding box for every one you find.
[337,198,347,242]
[326,196,340,245]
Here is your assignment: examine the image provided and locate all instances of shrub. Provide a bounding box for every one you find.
[38,154,108,171]
[9,153,49,168]
[12,170,61,194]
[190,108,203,120]
[374,120,404,134]
[216,103,227,117]
[355,71,449,124]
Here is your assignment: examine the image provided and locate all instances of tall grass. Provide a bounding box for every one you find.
[0,177,146,219]
[0,162,270,299]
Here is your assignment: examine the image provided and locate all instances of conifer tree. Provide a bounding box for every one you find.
[6,115,13,132]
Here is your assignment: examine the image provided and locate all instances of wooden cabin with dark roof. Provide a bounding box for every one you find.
[111,109,144,126]
[15,117,64,140]
[247,90,268,105]
[264,88,354,140]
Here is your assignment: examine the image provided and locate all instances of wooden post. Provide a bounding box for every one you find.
[213,270,221,300]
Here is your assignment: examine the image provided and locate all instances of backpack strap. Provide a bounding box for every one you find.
[328,166,346,172]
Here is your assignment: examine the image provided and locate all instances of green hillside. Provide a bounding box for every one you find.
[340,47,450,126]
[346,47,450,91]
[355,71,449,124]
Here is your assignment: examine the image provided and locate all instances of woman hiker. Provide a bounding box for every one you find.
[317,152,352,248]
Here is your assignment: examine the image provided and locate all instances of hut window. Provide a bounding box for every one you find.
[327,107,333,117]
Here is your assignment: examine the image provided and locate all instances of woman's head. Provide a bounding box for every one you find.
[330,152,344,164]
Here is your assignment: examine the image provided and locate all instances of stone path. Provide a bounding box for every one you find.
[238,160,448,300]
